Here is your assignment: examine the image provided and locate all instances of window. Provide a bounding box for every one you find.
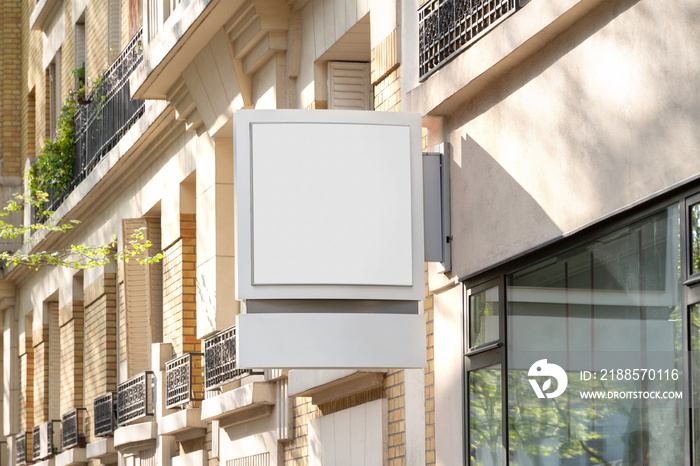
[465,195,700,464]
[75,15,86,73]
[328,61,371,111]
[47,50,62,137]
[465,279,505,465]
[468,364,503,465]
[468,285,500,350]
[687,193,700,278]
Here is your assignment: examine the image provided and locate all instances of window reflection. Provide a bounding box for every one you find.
[692,303,700,465]
[469,364,503,466]
[507,205,683,465]
[691,203,700,276]
[470,286,500,349]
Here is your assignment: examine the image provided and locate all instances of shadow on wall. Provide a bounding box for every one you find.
[458,0,645,122]
[451,134,563,278]
[449,0,700,276]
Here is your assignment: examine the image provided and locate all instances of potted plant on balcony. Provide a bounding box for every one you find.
[28,90,77,205]
[73,64,91,105]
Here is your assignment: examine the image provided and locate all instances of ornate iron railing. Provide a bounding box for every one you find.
[15,432,30,466]
[166,352,203,409]
[94,392,117,437]
[62,408,87,450]
[36,28,145,222]
[32,420,60,461]
[419,0,518,79]
[31,426,40,461]
[204,326,258,390]
[117,371,155,425]
[73,29,145,192]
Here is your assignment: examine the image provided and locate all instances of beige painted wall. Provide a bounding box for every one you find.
[424,0,700,278]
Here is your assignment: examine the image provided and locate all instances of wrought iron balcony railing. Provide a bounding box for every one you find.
[15,432,30,466]
[166,352,203,409]
[117,371,155,426]
[419,0,518,79]
[94,392,117,437]
[73,29,145,191]
[204,326,259,391]
[36,28,145,222]
[62,408,87,450]
[32,420,61,461]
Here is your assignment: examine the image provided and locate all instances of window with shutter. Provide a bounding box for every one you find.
[123,218,162,377]
[328,62,371,111]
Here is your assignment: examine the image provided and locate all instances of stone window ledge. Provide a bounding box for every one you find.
[159,407,207,441]
[114,421,157,452]
[288,370,386,405]
[33,459,55,466]
[86,438,116,463]
[201,382,275,426]
[55,448,87,466]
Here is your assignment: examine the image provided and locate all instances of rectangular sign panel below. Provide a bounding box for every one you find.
[237,313,426,369]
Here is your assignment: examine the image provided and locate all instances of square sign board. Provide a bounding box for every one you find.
[234,110,424,301]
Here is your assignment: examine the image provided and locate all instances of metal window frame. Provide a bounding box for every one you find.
[462,183,700,465]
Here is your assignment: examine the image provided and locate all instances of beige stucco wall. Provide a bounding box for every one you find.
[415,0,700,278]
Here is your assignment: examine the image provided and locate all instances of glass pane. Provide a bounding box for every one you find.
[507,205,684,465]
[470,286,499,348]
[692,303,700,466]
[691,202,700,275]
[469,364,503,466]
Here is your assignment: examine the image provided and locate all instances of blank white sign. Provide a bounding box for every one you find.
[234,110,423,301]
[250,122,412,286]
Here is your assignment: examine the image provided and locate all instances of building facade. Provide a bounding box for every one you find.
[408,0,700,464]
[0,0,698,465]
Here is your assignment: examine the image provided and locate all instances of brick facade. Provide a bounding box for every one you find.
[424,265,436,465]
[19,325,33,433]
[59,301,85,415]
[83,273,118,443]
[33,321,49,424]
[85,1,110,85]
[1,0,22,177]
[162,214,199,357]
[10,4,435,466]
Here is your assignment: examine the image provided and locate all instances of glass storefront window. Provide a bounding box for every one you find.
[469,364,503,466]
[470,286,500,349]
[692,303,700,466]
[691,203,700,276]
[506,205,684,465]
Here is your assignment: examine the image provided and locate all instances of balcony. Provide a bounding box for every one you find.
[130,0,244,101]
[33,420,61,462]
[166,353,203,409]
[204,326,258,391]
[93,392,117,437]
[159,353,207,441]
[117,371,155,426]
[16,432,30,466]
[419,0,518,79]
[86,394,117,463]
[144,0,185,43]
[38,29,145,220]
[61,408,87,450]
